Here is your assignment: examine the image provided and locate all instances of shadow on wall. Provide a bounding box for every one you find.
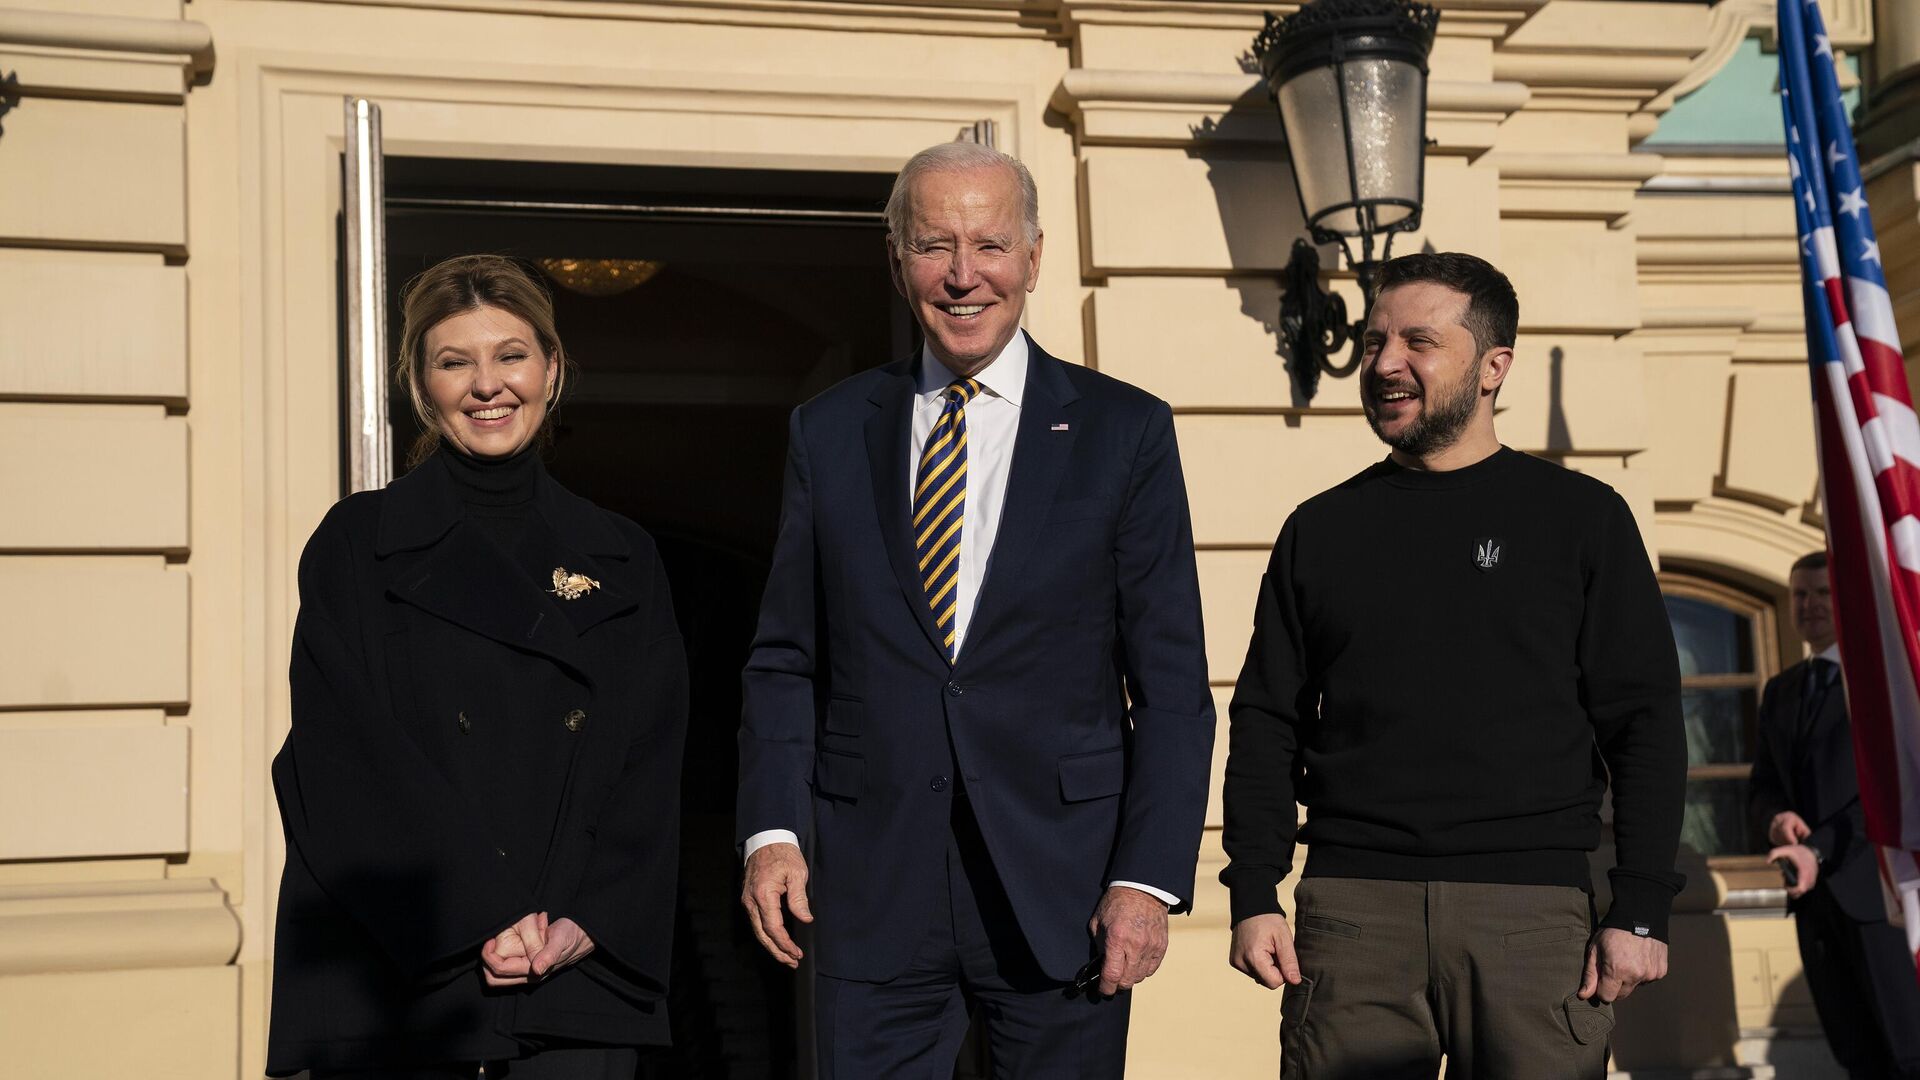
[1546,345,1572,451]
[1189,111,1321,410]
[0,71,18,137]
[1608,844,1741,1072]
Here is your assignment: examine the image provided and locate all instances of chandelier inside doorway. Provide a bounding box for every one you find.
[537,257,664,297]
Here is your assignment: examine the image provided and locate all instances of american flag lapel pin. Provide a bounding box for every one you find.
[1051,422,1070,432]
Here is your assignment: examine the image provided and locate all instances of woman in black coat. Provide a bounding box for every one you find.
[268,254,688,1079]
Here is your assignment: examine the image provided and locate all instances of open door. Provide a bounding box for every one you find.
[343,96,391,493]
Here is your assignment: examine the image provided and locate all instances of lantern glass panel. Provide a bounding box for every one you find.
[1278,55,1425,236]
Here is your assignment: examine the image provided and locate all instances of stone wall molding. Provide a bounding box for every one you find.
[1657,498,1823,587]
[0,879,241,976]
[1052,68,1528,154]
[0,8,213,76]
[1052,68,1530,114]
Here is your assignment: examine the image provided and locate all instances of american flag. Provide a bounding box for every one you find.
[1779,0,1920,979]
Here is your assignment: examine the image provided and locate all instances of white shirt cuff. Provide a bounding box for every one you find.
[1110,880,1181,907]
[743,829,801,863]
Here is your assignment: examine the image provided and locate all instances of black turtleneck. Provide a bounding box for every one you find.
[438,440,538,555]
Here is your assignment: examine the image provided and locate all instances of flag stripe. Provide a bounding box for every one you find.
[1781,0,1920,973]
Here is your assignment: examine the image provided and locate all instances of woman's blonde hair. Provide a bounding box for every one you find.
[395,254,573,469]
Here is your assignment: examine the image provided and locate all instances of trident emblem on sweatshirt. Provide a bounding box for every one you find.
[1473,538,1503,572]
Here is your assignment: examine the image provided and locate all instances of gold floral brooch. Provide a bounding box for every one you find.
[549,567,602,600]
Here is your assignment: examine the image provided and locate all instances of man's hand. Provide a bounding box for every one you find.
[742,842,813,968]
[1768,842,1820,899]
[481,911,548,988]
[1769,810,1812,848]
[1578,928,1669,1004]
[1088,886,1170,996]
[1228,913,1302,990]
[529,917,595,978]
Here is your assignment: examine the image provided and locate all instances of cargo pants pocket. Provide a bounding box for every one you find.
[1280,976,1315,1080]
[1562,992,1614,1046]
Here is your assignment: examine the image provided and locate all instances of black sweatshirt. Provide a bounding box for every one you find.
[1220,447,1688,940]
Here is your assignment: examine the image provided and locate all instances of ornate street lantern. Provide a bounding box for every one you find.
[1252,0,1439,401]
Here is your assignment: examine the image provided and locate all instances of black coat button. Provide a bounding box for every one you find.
[457,711,472,734]
[564,709,586,732]
[931,776,950,792]
[946,683,964,697]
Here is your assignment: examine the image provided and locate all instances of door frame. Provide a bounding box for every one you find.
[232,46,1068,1072]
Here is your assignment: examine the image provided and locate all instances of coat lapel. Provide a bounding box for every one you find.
[865,356,949,661]
[384,522,596,683]
[373,453,636,685]
[531,473,638,638]
[961,344,1080,656]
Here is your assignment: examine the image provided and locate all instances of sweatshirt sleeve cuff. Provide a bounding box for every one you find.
[1599,869,1682,943]
[1222,869,1288,926]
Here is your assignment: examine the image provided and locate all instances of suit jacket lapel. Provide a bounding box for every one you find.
[1813,663,1849,738]
[865,356,948,661]
[1780,660,1808,730]
[962,344,1080,657]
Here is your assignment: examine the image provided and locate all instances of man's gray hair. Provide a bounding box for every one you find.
[884,141,1041,253]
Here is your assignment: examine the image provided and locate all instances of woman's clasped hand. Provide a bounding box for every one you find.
[480,911,596,987]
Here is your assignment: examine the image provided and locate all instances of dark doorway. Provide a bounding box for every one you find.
[380,157,910,1078]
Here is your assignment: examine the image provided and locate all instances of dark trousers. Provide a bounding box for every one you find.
[1282,878,1610,1080]
[310,1046,638,1080]
[1796,883,1920,1079]
[814,795,1131,1079]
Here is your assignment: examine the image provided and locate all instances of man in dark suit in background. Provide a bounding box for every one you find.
[1752,550,1920,1079]
[734,140,1215,1077]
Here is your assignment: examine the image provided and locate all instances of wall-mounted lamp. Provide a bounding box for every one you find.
[1252,0,1438,401]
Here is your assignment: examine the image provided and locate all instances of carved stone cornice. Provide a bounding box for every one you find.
[253,0,1069,39]
[1058,0,1543,38]
[0,8,213,102]
[1051,67,1529,156]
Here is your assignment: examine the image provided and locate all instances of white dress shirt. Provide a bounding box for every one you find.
[905,334,1028,661]
[746,333,1179,907]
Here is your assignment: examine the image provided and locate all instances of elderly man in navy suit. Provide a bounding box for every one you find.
[735,140,1216,1077]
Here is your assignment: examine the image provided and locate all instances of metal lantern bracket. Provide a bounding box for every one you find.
[1252,0,1438,402]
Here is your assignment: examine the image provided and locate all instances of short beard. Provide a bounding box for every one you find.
[1364,365,1482,458]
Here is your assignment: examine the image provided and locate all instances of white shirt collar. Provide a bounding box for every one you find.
[1816,642,1841,664]
[917,331,1029,409]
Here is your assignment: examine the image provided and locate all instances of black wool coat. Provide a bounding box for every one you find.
[267,454,688,1075]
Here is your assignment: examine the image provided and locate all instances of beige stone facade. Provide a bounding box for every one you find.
[3,0,1918,1076]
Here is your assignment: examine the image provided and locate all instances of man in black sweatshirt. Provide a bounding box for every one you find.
[1222,252,1685,1079]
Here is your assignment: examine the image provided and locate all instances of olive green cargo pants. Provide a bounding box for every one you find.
[1280,878,1613,1080]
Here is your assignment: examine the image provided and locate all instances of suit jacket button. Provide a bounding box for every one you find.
[457,711,472,734]
[931,776,950,792]
[946,683,964,697]
[564,708,587,732]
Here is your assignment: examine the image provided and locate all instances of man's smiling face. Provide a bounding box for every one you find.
[1360,282,1490,458]
[889,164,1042,376]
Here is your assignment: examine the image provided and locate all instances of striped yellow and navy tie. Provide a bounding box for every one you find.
[913,378,980,662]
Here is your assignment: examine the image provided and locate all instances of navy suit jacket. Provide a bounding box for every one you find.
[1750,658,1883,921]
[737,336,1216,983]
[1751,657,1881,914]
